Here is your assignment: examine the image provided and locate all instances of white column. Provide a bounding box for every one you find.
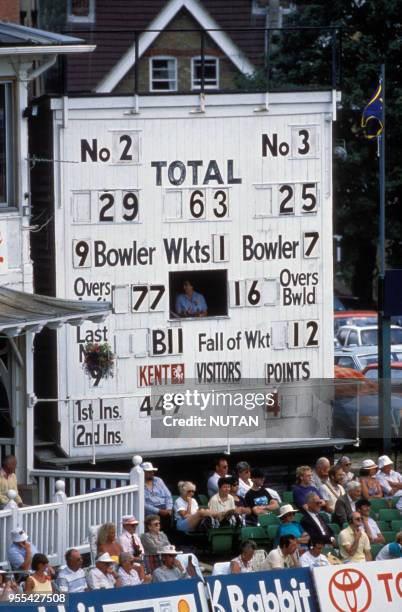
[25,331,35,483]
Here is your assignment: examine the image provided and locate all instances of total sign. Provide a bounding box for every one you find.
[49,91,335,457]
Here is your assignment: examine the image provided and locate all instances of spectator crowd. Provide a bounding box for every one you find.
[1,452,402,598]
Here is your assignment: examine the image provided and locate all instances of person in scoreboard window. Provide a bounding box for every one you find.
[175,280,207,317]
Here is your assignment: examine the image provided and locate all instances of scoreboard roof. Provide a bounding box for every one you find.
[0,287,110,335]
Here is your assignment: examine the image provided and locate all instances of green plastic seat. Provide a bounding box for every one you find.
[378,509,400,523]
[391,520,402,532]
[266,525,279,541]
[382,531,396,543]
[259,514,280,527]
[328,523,340,535]
[240,525,270,546]
[368,498,389,515]
[371,543,384,559]
[294,512,303,523]
[377,520,389,532]
[197,494,209,508]
[208,527,236,555]
[282,491,294,504]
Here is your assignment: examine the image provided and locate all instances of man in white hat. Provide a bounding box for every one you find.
[152,545,189,583]
[119,515,144,559]
[375,455,402,510]
[7,528,38,572]
[142,461,173,531]
[87,553,121,590]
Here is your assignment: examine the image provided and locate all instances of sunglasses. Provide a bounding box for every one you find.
[151,522,160,526]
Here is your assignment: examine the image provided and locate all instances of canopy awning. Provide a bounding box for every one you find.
[0,287,111,336]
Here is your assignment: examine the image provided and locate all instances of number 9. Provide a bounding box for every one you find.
[74,240,90,267]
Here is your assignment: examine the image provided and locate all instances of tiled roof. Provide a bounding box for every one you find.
[0,20,85,46]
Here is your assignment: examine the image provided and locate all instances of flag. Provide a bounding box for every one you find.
[361,80,384,139]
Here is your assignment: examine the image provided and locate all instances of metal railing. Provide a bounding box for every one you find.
[62,26,342,95]
[0,461,144,568]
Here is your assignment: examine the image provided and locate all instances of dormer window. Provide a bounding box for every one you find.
[191,57,219,90]
[150,57,177,92]
[67,0,95,23]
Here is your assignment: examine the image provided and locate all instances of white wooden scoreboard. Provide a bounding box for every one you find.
[48,92,335,458]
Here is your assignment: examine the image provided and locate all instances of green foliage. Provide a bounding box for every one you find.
[83,342,115,380]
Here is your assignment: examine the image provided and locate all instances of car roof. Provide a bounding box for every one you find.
[363,362,402,371]
[337,324,402,332]
[334,310,377,319]
[334,346,378,357]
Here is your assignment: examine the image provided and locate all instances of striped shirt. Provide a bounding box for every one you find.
[56,566,87,593]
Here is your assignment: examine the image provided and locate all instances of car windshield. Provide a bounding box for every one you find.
[360,328,402,346]
[358,354,378,368]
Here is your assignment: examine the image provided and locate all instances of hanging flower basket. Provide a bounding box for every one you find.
[83,342,115,382]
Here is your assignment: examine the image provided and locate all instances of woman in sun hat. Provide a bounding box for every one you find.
[359,459,383,499]
[274,504,310,547]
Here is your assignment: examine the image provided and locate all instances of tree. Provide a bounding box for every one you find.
[238,0,402,303]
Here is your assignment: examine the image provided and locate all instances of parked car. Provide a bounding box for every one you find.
[362,362,402,380]
[336,324,402,348]
[333,365,402,438]
[334,310,377,334]
[334,346,402,371]
[334,296,346,311]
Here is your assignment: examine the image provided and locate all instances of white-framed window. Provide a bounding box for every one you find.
[149,57,177,92]
[0,81,14,209]
[67,0,95,23]
[191,57,219,90]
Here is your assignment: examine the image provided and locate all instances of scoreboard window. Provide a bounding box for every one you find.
[169,270,228,319]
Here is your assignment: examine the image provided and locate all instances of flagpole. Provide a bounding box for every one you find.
[377,63,391,453]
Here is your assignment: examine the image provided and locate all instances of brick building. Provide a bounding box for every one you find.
[36,0,294,94]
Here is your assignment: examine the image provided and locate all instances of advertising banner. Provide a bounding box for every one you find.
[206,567,318,612]
[1,577,208,611]
[312,559,402,612]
